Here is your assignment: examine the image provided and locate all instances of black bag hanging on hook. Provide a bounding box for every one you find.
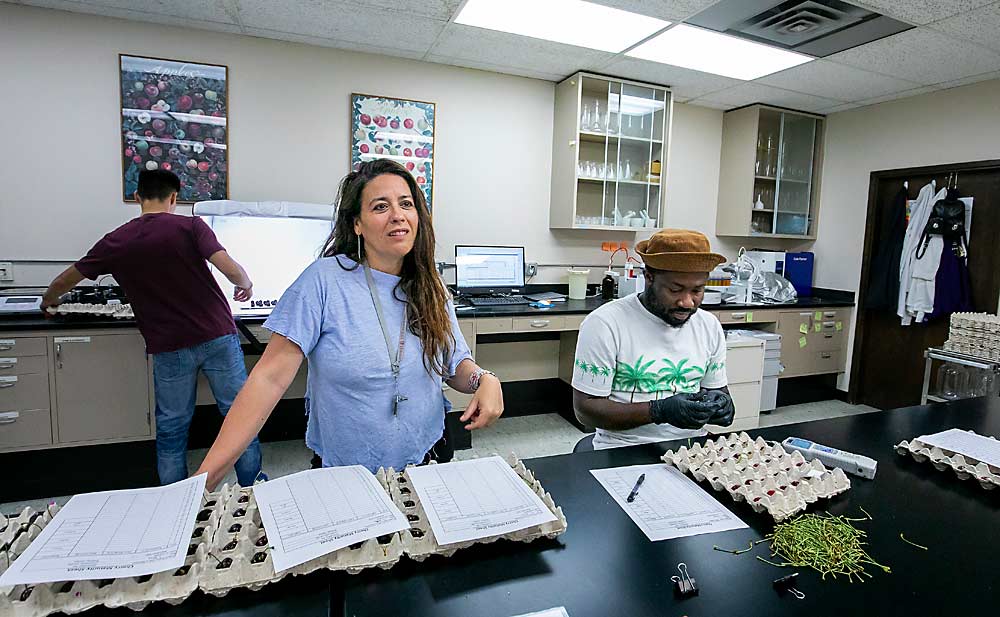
[915,187,967,259]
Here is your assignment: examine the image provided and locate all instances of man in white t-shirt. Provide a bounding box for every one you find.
[572,229,735,449]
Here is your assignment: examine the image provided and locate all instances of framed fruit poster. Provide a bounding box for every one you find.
[119,54,229,203]
[350,93,435,210]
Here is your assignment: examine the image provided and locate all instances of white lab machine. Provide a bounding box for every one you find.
[744,250,786,276]
[194,200,335,316]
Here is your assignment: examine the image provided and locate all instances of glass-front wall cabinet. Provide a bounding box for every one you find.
[550,72,671,231]
[718,105,823,239]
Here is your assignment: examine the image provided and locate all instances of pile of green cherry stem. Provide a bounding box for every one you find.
[717,508,892,583]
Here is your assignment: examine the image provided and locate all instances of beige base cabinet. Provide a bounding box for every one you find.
[2,330,154,453]
[53,332,152,444]
[776,309,850,378]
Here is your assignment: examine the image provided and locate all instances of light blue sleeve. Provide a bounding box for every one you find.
[446,300,473,378]
[263,261,327,356]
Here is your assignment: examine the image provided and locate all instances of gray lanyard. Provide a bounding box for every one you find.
[364,264,408,415]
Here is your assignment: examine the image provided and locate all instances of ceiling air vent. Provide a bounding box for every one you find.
[687,0,913,57]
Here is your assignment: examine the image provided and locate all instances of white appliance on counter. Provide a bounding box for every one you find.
[195,200,335,316]
[745,250,785,276]
[0,295,42,314]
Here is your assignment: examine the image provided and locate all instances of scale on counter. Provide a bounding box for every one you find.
[0,295,43,314]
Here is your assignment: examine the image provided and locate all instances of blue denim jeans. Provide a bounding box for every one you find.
[152,333,262,487]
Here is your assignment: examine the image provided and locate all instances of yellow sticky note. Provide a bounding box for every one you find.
[814,322,822,333]
[814,311,822,321]
[799,336,808,348]
[799,323,809,334]
[746,312,754,323]
[835,321,843,332]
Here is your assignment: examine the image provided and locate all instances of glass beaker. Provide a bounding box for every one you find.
[938,363,961,399]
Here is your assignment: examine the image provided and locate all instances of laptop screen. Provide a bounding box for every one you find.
[455,245,525,293]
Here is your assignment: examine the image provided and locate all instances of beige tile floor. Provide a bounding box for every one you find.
[1,400,878,515]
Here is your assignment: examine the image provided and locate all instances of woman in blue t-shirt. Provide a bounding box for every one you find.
[195,159,504,489]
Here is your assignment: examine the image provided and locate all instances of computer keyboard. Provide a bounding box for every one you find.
[466,295,531,306]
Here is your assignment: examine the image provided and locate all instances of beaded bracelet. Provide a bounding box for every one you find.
[468,368,497,392]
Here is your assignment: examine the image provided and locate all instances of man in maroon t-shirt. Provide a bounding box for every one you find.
[41,169,265,487]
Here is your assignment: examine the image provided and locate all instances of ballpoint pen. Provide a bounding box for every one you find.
[626,473,645,503]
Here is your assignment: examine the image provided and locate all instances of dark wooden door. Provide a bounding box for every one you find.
[851,160,1000,410]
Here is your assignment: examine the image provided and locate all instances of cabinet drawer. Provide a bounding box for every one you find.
[0,356,48,375]
[564,315,586,330]
[729,381,761,420]
[814,329,844,352]
[811,349,843,374]
[726,343,764,384]
[712,309,778,325]
[477,317,514,334]
[0,374,51,412]
[0,408,53,449]
[0,337,47,357]
[513,316,568,332]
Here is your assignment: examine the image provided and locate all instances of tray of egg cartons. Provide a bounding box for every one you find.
[894,431,1000,490]
[46,303,134,319]
[2,456,566,616]
[661,432,852,522]
[943,312,1000,360]
[390,454,567,562]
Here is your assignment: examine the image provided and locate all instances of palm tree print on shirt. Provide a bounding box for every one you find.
[612,356,660,402]
[658,358,705,394]
[575,360,613,385]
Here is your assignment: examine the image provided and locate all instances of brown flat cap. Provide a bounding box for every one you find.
[635,228,726,273]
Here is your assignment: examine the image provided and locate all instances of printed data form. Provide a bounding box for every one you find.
[0,474,206,585]
[405,456,557,546]
[917,428,1000,468]
[591,464,747,541]
[253,466,408,573]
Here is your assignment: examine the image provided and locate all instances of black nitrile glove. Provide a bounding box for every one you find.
[700,389,736,426]
[649,393,715,429]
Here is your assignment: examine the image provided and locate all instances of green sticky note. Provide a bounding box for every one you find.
[814,322,822,333]
[835,321,843,332]
[799,323,809,334]
[745,312,753,322]
[814,311,822,321]
[799,336,808,348]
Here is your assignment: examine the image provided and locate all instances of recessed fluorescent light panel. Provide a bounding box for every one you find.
[455,0,670,54]
[626,24,813,80]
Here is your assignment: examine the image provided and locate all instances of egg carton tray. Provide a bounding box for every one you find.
[661,432,852,522]
[894,433,1000,490]
[2,455,565,616]
[390,453,567,562]
[47,303,134,319]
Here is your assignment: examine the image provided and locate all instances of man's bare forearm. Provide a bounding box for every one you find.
[572,389,653,430]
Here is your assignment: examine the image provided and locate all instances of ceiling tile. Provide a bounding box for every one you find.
[693,83,842,113]
[817,102,865,114]
[238,0,445,54]
[334,0,464,22]
[827,26,1000,85]
[930,2,1000,53]
[856,85,937,105]
[19,0,241,26]
[601,57,741,101]
[428,24,614,79]
[424,55,565,82]
[587,0,722,21]
[758,59,923,103]
[931,69,1000,90]
[686,99,731,110]
[243,27,427,60]
[849,0,995,25]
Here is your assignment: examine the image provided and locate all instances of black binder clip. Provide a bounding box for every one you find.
[773,573,805,600]
[671,562,698,597]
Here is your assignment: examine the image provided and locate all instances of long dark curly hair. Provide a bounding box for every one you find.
[321,158,454,377]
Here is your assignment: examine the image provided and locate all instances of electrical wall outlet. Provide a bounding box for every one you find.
[0,262,12,282]
[525,262,538,278]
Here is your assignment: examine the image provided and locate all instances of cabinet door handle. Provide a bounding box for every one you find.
[0,342,13,351]
[530,320,551,328]
[824,311,836,318]
[0,412,18,425]
[0,363,15,370]
[730,312,746,319]
[820,352,833,359]
[0,378,16,388]
[56,343,62,369]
